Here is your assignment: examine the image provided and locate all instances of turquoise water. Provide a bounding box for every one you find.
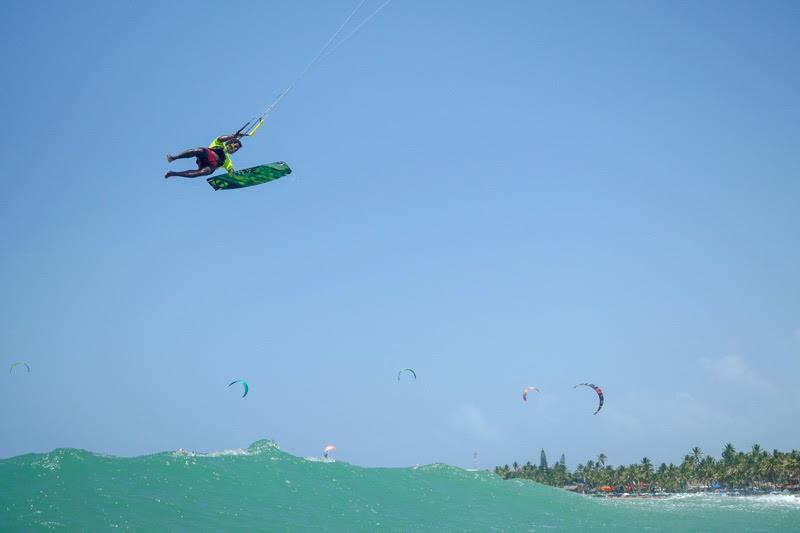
[1,440,797,531]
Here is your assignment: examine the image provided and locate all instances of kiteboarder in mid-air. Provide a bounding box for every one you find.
[165,133,243,179]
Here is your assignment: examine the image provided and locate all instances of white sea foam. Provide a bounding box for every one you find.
[685,493,800,510]
[171,440,281,458]
[601,491,800,513]
[304,456,336,463]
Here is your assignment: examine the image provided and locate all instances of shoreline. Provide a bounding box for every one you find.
[569,488,800,499]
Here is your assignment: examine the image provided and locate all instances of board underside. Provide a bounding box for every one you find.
[207,162,292,190]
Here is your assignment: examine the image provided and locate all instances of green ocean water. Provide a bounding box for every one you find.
[1,440,797,532]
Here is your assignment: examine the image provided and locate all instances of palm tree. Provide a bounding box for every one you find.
[679,454,695,488]
[666,463,680,492]
[640,457,653,491]
[720,443,737,487]
[575,463,585,484]
[655,463,668,491]
[691,447,703,467]
[747,444,763,486]
[722,443,736,463]
[759,451,779,486]
[699,455,717,487]
[780,449,799,485]
[615,465,627,486]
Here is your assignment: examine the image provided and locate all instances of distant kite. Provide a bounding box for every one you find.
[228,380,249,398]
[323,444,336,459]
[522,386,539,402]
[9,361,30,374]
[397,368,417,381]
[574,383,604,415]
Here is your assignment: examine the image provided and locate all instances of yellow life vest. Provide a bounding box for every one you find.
[208,137,236,176]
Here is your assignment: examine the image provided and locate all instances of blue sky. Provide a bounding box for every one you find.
[1,0,799,469]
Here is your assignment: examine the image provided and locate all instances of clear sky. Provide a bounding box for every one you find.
[1,0,799,470]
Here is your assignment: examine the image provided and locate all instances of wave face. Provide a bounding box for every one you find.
[1,440,798,531]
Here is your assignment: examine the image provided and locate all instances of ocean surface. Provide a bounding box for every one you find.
[1,440,797,532]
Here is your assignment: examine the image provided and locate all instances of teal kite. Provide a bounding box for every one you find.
[397,368,417,381]
[9,361,30,374]
[207,162,292,191]
[228,380,249,398]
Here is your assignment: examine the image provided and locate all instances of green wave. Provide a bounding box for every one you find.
[1,440,797,531]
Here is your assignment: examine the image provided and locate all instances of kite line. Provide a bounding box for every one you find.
[238,0,393,138]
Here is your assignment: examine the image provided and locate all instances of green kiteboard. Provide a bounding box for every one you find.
[207,162,292,191]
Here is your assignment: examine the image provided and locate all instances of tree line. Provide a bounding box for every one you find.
[495,444,800,492]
